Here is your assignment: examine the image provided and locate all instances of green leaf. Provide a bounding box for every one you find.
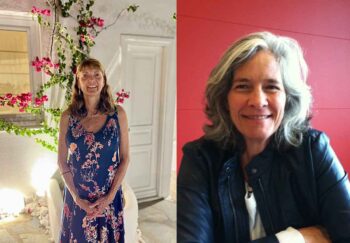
[127,4,139,13]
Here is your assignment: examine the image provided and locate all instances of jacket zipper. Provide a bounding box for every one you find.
[258,178,275,232]
[227,175,239,243]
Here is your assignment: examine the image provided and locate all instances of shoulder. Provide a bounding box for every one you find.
[60,109,71,124]
[302,128,344,176]
[115,105,127,122]
[115,105,128,131]
[180,137,233,178]
[281,128,338,170]
[108,105,127,121]
[182,137,215,165]
[182,137,213,161]
[183,137,232,160]
[116,105,126,116]
[61,109,70,118]
[183,136,220,153]
[289,128,333,162]
[303,128,331,152]
[304,128,327,141]
[58,110,71,135]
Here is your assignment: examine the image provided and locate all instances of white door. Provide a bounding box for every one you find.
[120,35,175,201]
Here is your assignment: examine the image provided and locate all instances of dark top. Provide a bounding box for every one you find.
[178,129,350,243]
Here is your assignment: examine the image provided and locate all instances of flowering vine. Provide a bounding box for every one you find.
[115,89,130,104]
[0,93,48,113]
[31,6,51,25]
[32,57,60,75]
[0,1,136,152]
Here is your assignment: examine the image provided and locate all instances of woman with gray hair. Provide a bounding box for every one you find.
[178,32,350,243]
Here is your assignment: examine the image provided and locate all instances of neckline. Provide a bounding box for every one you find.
[77,113,110,135]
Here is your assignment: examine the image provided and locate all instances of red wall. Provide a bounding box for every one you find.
[177,0,350,172]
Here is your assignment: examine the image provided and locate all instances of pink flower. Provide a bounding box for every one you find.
[10,97,17,105]
[115,89,130,104]
[34,98,41,106]
[80,35,86,43]
[96,18,104,27]
[33,95,48,107]
[31,57,59,73]
[17,93,32,102]
[84,133,95,145]
[91,17,104,27]
[42,57,53,67]
[31,6,51,16]
[32,57,43,72]
[40,9,51,16]
[108,165,114,172]
[31,6,39,14]
[0,92,44,112]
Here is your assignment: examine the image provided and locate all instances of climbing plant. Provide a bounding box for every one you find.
[0,0,136,152]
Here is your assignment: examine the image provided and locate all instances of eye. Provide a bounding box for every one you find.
[265,85,281,91]
[233,84,250,91]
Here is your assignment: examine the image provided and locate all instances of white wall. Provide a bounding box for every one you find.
[0,134,56,197]
[0,0,175,197]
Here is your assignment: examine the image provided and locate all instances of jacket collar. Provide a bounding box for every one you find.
[245,142,275,181]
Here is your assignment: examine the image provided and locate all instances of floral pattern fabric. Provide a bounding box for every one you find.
[60,112,124,243]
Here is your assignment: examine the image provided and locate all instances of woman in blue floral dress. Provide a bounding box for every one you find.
[57,58,130,242]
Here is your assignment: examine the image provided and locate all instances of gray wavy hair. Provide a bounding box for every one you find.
[204,31,312,150]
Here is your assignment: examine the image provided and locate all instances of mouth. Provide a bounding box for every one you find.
[242,114,273,120]
[87,86,97,89]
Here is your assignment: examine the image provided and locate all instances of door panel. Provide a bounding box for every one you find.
[121,35,174,200]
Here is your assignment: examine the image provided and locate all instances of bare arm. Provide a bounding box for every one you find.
[299,226,331,243]
[107,105,130,199]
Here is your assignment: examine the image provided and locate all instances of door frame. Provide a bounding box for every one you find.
[119,34,176,201]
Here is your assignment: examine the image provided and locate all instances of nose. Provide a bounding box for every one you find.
[248,88,268,108]
[85,75,95,81]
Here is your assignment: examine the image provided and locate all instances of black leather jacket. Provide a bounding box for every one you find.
[178,129,350,243]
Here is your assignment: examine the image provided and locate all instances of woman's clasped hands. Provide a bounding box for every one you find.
[75,194,114,218]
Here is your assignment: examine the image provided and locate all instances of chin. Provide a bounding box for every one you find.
[85,91,101,96]
[243,131,273,143]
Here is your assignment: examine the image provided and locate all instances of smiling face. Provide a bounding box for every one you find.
[227,50,286,148]
[77,66,105,97]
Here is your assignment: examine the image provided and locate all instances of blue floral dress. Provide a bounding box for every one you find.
[60,112,124,243]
